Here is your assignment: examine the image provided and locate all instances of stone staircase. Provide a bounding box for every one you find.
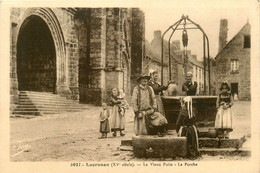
[11,91,87,116]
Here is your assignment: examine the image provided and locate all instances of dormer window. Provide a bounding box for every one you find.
[244,35,250,48]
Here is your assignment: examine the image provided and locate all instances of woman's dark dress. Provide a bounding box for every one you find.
[182,81,198,96]
[176,107,199,158]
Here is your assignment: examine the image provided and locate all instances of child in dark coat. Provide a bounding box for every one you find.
[176,96,199,159]
[99,103,110,139]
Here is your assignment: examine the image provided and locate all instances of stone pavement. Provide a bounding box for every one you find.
[10,101,250,161]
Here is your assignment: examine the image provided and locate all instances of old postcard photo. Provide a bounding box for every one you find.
[0,0,259,172]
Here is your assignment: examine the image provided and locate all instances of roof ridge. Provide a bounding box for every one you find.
[215,22,250,59]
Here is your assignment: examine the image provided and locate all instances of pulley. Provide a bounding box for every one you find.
[182,29,188,47]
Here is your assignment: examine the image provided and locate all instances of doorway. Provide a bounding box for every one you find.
[17,15,56,92]
[231,83,238,96]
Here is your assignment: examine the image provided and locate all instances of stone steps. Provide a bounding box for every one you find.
[17,102,82,107]
[12,91,87,116]
[120,137,246,148]
[18,99,78,104]
[200,147,251,156]
[12,111,41,116]
[12,110,66,114]
[17,101,84,106]
[13,107,86,112]
[18,96,77,102]
[120,130,250,158]
[119,145,251,157]
[16,105,86,109]
[19,91,56,95]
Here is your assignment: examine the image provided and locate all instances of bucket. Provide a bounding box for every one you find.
[208,128,217,138]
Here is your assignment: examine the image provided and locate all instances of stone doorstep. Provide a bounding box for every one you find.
[10,114,40,119]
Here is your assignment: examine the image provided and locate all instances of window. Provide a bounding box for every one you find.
[244,35,250,48]
[231,59,239,73]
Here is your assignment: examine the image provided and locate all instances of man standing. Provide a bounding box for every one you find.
[132,74,168,137]
[182,72,199,96]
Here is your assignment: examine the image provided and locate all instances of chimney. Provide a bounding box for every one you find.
[218,19,228,52]
[154,30,162,40]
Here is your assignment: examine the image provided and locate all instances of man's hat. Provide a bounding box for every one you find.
[137,74,150,82]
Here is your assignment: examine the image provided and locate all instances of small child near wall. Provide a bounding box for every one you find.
[99,103,110,139]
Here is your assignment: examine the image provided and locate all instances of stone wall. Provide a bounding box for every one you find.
[74,9,91,103]
[131,8,145,92]
[10,8,145,106]
[10,8,79,106]
[215,23,251,100]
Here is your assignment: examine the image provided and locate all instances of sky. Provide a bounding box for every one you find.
[142,7,250,60]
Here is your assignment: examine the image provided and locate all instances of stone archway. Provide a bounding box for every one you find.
[15,8,67,94]
[17,15,56,92]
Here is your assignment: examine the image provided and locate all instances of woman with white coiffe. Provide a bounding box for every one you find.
[148,69,169,116]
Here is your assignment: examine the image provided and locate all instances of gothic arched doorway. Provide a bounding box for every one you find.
[17,15,56,92]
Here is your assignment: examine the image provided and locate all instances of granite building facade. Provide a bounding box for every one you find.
[214,19,251,100]
[10,8,145,107]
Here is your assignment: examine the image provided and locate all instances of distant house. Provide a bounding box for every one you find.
[214,20,251,100]
[144,31,211,95]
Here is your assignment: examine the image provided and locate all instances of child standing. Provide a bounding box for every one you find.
[176,96,199,159]
[99,103,110,139]
[215,82,234,139]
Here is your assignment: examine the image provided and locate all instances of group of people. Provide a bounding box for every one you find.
[99,69,234,159]
[132,70,200,137]
[99,88,129,139]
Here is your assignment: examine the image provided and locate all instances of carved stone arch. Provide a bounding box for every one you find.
[16,8,67,93]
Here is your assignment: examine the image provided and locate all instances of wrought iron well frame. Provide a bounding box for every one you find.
[161,15,211,95]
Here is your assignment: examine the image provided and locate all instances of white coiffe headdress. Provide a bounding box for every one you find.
[183,96,193,119]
